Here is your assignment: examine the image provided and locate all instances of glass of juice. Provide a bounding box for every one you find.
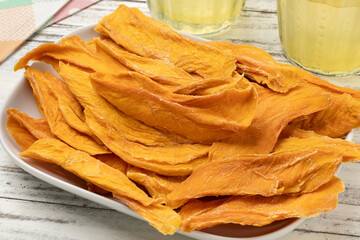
[146,0,246,36]
[277,0,360,76]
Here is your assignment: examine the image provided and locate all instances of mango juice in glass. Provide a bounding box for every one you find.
[147,0,246,36]
[277,0,360,76]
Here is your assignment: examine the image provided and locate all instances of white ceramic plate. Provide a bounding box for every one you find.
[0,25,354,240]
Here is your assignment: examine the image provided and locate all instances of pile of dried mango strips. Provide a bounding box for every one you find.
[7,5,360,235]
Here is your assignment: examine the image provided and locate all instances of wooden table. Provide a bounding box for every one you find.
[1,0,359,239]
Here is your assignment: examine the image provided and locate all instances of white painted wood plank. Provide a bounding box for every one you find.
[0,166,103,209]
[280,230,360,240]
[0,198,192,240]
[298,203,360,237]
[0,198,359,240]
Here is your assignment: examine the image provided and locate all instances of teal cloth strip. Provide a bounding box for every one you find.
[0,0,32,9]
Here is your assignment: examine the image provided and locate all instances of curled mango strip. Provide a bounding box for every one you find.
[43,71,84,121]
[14,37,127,74]
[290,93,360,138]
[85,108,209,176]
[173,77,234,95]
[95,154,128,174]
[95,37,250,96]
[127,166,187,204]
[7,111,39,150]
[90,71,258,143]
[58,62,192,146]
[206,41,299,93]
[95,5,236,78]
[24,66,109,155]
[43,71,102,144]
[7,108,55,140]
[168,148,342,207]
[20,138,154,206]
[87,154,128,195]
[115,195,181,235]
[209,82,331,159]
[178,177,344,232]
[94,37,195,87]
[276,127,360,163]
[58,61,210,174]
[207,41,360,138]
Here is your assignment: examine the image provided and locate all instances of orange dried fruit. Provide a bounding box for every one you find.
[90,71,257,143]
[58,62,192,146]
[24,66,109,155]
[94,37,195,87]
[15,37,127,74]
[290,93,360,138]
[7,111,39,150]
[276,127,360,162]
[115,195,181,235]
[95,5,236,78]
[84,108,209,176]
[20,138,153,206]
[179,177,344,232]
[7,108,55,140]
[210,82,330,158]
[207,41,299,93]
[127,166,187,204]
[168,148,342,206]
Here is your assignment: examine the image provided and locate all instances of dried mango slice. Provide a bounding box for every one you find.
[20,138,153,206]
[290,93,360,138]
[7,112,38,150]
[58,62,191,146]
[60,35,86,48]
[127,166,187,204]
[95,5,236,78]
[90,71,257,143]
[83,38,130,73]
[87,154,128,195]
[24,66,109,155]
[43,71,84,121]
[173,77,234,95]
[275,127,360,162]
[94,37,196,86]
[96,37,249,96]
[210,82,331,158]
[206,42,299,93]
[95,154,128,174]
[57,102,101,142]
[179,177,344,232]
[177,73,251,96]
[85,108,209,176]
[168,148,342,206]
[206,41,360,137]
[300,67,360,99]
[115,195,181,235]
[59,64,210,170]
[7,108,55,140]
[14,37,127,74]
[43,71,102,144]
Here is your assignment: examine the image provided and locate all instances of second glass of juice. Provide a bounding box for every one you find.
[277,0,360,76]
[147,0,246,36]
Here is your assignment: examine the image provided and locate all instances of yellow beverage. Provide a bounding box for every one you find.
[147,0,246,36]
[277,0,360,75]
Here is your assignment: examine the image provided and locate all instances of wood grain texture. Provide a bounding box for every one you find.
[0,0,359,239]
